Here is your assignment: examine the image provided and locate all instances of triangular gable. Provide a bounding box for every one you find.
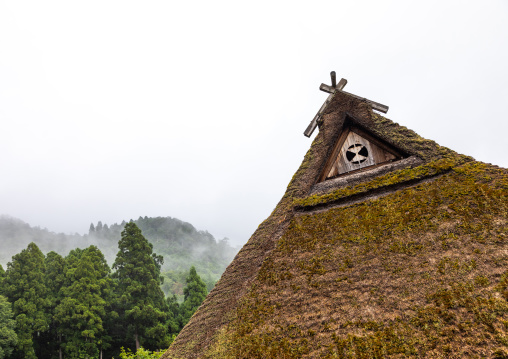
[163,81,472,359]
[318,125,405,182]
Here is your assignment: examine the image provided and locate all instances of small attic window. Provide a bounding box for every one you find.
[318,126,405,182]
[345,144,369,164]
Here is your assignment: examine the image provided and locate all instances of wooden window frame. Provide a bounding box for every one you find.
[318,126,404,182]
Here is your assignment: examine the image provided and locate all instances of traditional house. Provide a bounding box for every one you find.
[162,74,508,358]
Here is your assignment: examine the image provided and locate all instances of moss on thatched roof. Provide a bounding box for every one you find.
[162,91,508,359]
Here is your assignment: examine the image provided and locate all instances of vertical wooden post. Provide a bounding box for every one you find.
[304,73,388,137]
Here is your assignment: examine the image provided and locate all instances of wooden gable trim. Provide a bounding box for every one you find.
[317,115,408,183]
[349,126,403,159]
[318,127,350,183]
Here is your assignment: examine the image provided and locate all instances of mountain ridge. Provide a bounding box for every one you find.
[0,214,238,297]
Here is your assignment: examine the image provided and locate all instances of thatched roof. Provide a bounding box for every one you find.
[162,91,508,358]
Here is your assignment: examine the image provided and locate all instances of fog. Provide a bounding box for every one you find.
[0,215,238,284]
[1,1,507,246]
[0,215,82,267]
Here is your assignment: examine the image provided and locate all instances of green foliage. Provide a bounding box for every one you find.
[205,162,508,358]
[0,217,233,357]
[0,264,4,292]
[41,251,66,359]
[179,266,208,328]
[55,245,114,358]
[0,216,82,266]
[2,242,48,359]
[85,216,236,279]
[166,295,180,334]
[0,216,238,301]
[0,295,17,359]
[293,157,461,209]
[125,217,236,292]
[45,252,66,304]
[0,218,221,358]
[119,346,164,358]
[113,222,170,350]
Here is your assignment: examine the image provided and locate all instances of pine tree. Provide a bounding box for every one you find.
[0,295,18,359]
[55,246,113,359]
[2,242,48,359]
[112,222,169,350]
[64,248,84,269]
[43,252,66,359]
[0,264,4,287]
[166,295,180,334]
[179,266,207,328]
[89,223,95,234]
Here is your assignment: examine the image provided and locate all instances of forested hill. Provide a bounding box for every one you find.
[0,216,82,265]
[0,215,238,297]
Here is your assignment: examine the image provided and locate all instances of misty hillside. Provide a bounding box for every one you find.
[0,215,83,265]
[0,215,238,297]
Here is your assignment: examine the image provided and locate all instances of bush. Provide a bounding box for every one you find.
[118,347,165,359]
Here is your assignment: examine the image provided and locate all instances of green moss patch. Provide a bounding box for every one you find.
[164,94,505,358]
[211,162,508,358]
[294,157,472,209]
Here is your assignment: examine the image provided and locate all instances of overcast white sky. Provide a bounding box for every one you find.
[1,1,507,246]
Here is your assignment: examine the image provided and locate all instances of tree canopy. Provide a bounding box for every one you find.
[113,222,170,350]
[55,245,113,358]
[179,266,208,328]
[2,242,48,359]
[0,220,217,357]
[0,295,17,359]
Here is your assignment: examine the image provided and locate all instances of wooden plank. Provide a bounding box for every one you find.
[304,78,349,138]
[303,92,336,137]
[350,127,403,158]
[303,114,320,138]
[319,83,338,93]
[323,131,380,179]
[336,78,347,90]
[319,83,389,114]
[324,130,401,179]
[341,132,375,172]
[318,128,350,182]
[333,160,402,179]
[328,161,339,179]
[335,151,348,176]
[306,77,388,138]
[371,143,396,164]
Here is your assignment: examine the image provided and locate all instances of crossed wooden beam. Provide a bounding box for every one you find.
[303,72,389,137]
